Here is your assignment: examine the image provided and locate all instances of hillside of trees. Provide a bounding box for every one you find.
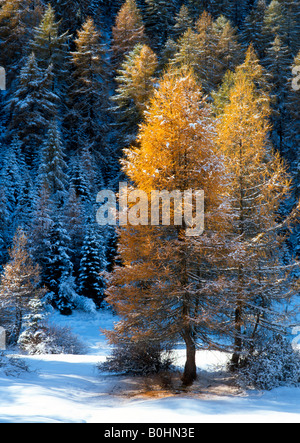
[0,0,299,385]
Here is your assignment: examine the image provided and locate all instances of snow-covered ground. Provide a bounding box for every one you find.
[1,309,300,423]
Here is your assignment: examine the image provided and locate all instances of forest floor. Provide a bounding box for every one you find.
[0,309,300,423]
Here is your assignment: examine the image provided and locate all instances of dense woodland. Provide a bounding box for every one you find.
[0,0,299,385]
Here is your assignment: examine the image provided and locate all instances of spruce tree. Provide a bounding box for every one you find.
[0,187,9,267]
[44,219,74,315]
[172,5,194,41]
[30,184,55,283]
[221,0,249,28]
[38,120,68,205]
[49,0,87,34]
[264,36,293,153]
[69,154,92,203]
[113,44,158,137]
[66,18,110,159]
[7,53,59,164]
[0,137,32,236]
[286,51,300,194]
[241,0,268,58]
[63,186,85,276]
[144,0,178,50]
[79,219,107,308]
[186,0,206,20]
[211,16,243,88]
[0,0,44,86]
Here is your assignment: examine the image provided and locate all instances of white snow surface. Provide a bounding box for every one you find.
[0,309,300,423]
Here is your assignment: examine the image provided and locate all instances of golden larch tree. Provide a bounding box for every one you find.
[112,0,146,68]
[216,64,294,369]
[106,70,229,385]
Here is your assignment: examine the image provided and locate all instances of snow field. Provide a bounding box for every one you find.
[0,310,300,423]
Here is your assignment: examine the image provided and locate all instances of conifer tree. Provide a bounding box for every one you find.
[286,51,300,193]
[171,28,201,77]
[69,155,92,203]
[113,44,158,136]
[106,70,228,385]
[30,184,55,282]
[38,120,68,205]
[158,38,178,73]
[0,187,9,267]
[0,137,32,237]
[262,0,287,50]
[193,10,218,92]
[172,12,242,93]
[0,0,44,86]
[44,219,74,315]
[66,18,110,157]
[0,229,43,344]
[112,0,146,68]
[263,36,293,152]
[79,220,107,308]
[221,0,249,28]
[49,0,86,34]
[216,66,294,369]
[63,186,85,276]
[31,4,70,94]
[172,5,194,41]
[241,0,267,58]
[236,44,272,102]
[186,0,206,20]
[211,16,243,87]
[278,0,300,54]
[144,0,178,50]
[212,70,236,116]
[18,292,47,354]
[7,53,59,164]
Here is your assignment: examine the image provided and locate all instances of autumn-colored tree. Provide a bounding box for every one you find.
[213,45,271,117]
[0,229,44,344]
[106,70,228,385]
[240,0,267,58]
[112,0,146,68]
[0,0,44,86]
[113,44,158,134]
[216,65,294,369]
[7,53,59,164]
[172,12,242,93]
[172,5,193,41]
[31,4,70,93]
